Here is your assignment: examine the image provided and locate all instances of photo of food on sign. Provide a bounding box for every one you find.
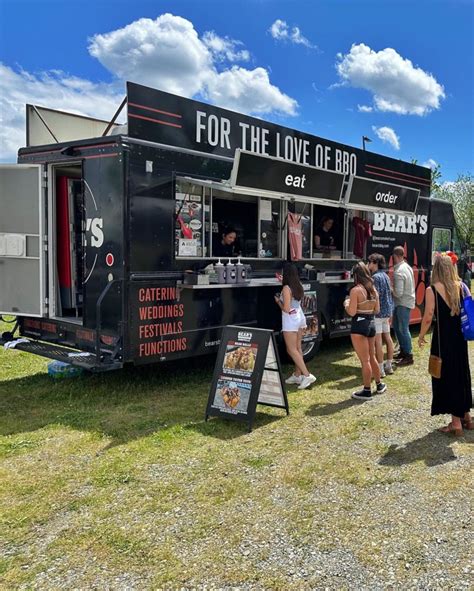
[223,344,257,373]
[302,315,319,339]
[213,378,251,414]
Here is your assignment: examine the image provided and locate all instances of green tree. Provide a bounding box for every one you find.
[410,159,442,192]
[434,174,474,251]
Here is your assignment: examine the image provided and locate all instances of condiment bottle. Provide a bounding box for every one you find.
[225,258,237,284]
[236,257,247,283]
[215,259,226,284]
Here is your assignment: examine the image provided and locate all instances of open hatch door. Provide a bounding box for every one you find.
[0,164,47,317]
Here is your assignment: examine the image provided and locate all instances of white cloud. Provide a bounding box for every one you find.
[372,125,400,150]
[204,66,297,115]
[202,31,250,62]
[89,14,213,97]
[357,104,373,113]
[1,14,298,161]
[269,19,317,49]
[336,43,445,115]
[422,158,438,170]
[89,14,296,112]
[0,64,122,161]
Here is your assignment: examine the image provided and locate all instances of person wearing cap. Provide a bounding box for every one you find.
[392,245,416,366]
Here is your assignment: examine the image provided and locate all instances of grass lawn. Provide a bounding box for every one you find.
[1,322,473,590]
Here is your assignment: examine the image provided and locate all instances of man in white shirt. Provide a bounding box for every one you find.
[392,245,416,366]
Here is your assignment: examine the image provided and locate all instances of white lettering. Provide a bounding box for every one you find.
[207,114,219,146]
[406,215,417,233]
[284,135,294,161]
[375,191,399,204]
[373,213,385,231]
[239,122,249,150]
[418,215,428,235]
[196,111,206,143]
[395,216,407,233]
[221,118,231,149]
[196,112,232,149]
[87,218,104,248]
[385,213,396,232]
[262,128,270,155]
[285,174,306,188]
[372,213,429,235]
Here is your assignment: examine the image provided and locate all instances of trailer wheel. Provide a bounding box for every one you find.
[277,337,320,363]
[301,339,320,362]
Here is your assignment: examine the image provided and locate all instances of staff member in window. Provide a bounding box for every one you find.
[314,217,336,250]
[213,227,238,258]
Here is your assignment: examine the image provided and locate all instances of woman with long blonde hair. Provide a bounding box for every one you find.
[418,253,472,435]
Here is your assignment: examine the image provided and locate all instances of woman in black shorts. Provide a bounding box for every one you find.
[344,262,387,400]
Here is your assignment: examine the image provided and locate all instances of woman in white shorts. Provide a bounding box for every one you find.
[274,264,316,390]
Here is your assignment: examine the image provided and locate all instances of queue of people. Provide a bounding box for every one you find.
[276,248,472,436]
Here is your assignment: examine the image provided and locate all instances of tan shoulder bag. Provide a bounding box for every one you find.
[428,289,442,379]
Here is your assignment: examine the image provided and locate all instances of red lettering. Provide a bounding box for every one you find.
[139,337,187,357]
[24,319,41,329]
[138,287,178,303]
[77,329,95,342]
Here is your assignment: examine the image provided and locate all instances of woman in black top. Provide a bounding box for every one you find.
[314,217,336,249]
[213,228,237,258]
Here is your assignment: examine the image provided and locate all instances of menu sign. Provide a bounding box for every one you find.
[206,326,288,431]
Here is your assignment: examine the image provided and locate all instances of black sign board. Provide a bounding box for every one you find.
[205,326,289,431]
[230,150,345,203]
[126,82,431,197]
[346,176,420,214]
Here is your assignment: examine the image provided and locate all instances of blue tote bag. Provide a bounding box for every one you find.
[460,283,474,340]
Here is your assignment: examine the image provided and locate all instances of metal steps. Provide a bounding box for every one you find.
[1,338,122,372]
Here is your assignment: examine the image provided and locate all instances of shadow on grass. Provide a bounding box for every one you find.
[379,429,474,467]
[0,337,357,447]
[0,353,290,446]
[189,411,283,440]
[306,398,358,417]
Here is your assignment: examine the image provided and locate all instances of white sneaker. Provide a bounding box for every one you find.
[285,374,302,385]
[384,362,394,375]
[298,374,317,390]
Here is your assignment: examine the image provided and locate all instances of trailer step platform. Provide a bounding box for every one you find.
[1,338,122,372]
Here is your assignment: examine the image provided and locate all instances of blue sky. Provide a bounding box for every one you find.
[1,0,473,181]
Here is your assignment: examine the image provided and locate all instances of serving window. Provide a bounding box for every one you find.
[175,179,283,259]
[288,201,345,260]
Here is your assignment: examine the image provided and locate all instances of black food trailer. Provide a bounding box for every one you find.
[0,82,456,371]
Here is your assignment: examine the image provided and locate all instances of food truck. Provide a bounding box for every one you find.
[0,82,456,371]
